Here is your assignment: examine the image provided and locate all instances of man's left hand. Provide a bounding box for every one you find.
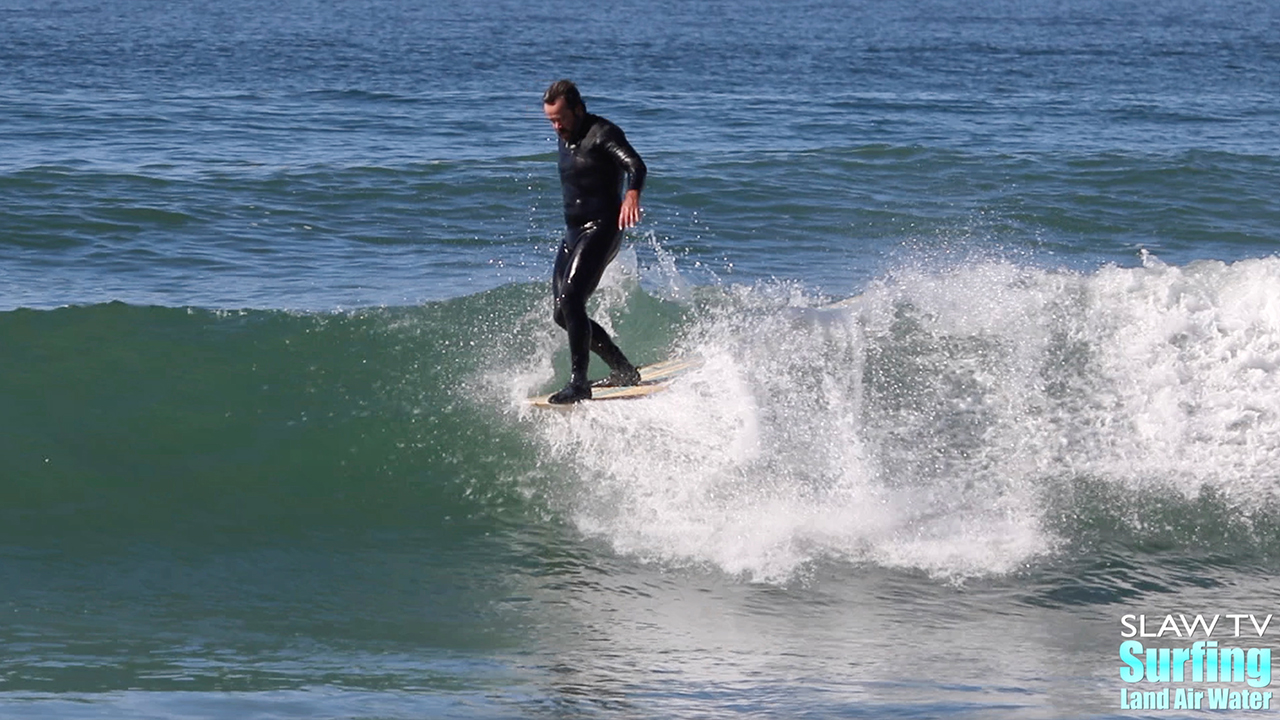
[619,190,642,229]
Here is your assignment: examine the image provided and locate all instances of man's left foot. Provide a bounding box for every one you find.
[547,382,592,404]
[591,364,642,388]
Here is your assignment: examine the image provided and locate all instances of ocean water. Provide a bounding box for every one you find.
[3,0,1280,717]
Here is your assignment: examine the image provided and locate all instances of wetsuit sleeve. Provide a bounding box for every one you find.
[601,126,647,194]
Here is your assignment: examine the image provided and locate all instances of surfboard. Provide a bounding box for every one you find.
[822,293,867,310]
[527,356,703,408]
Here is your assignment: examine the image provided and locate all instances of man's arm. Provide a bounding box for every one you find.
[601,126,646,229]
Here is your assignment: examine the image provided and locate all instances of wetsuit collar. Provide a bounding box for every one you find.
[566,112,595,146]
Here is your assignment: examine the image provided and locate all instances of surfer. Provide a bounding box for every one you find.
[541,79,647,404]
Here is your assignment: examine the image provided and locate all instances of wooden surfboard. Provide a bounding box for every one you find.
[527,356,703,408]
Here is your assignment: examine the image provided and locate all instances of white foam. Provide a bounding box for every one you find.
[513,254,1280,581]
[1070,255,1280,491]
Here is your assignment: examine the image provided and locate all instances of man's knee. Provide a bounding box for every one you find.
[553,292,583,329]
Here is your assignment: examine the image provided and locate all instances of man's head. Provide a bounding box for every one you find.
[543,79,585,141]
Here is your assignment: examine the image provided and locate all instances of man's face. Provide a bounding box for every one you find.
[543,98,580,141]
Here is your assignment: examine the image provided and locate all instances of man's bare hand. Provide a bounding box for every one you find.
[619,189,642,229]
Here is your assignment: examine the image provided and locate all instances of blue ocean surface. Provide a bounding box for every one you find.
[2,0,1280,717]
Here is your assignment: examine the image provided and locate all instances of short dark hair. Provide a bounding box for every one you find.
[543,79,584,111]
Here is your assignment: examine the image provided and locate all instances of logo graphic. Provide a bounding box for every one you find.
[1119,614,1274,711]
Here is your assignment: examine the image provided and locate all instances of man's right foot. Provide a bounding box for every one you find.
[591,364,642,388]
[547,382,592,404]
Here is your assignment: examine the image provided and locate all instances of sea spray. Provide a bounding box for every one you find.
[1075,253,1280,490]
[512,255,1280,581]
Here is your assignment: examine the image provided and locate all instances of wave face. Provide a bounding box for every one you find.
[0,289,544,546]
[4,253,1280,586]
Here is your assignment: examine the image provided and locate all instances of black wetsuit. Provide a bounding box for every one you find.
[551,113,646,399]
